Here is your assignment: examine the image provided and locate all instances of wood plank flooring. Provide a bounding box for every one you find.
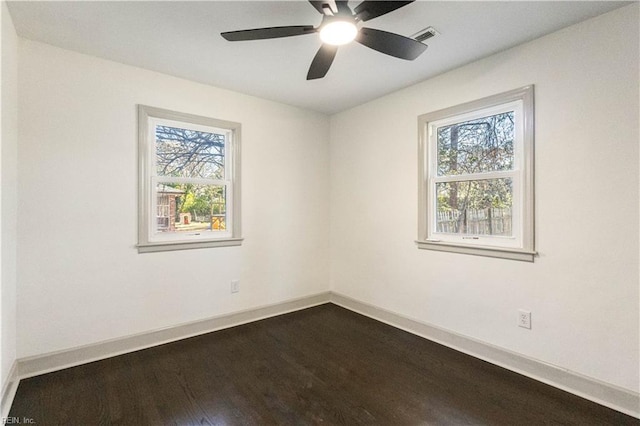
[9,304,639,425]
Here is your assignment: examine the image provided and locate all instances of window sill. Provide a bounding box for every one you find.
[415,240,536,262]
[138,238,244,253]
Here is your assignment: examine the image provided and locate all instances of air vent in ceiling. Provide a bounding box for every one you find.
[412,27,439,43]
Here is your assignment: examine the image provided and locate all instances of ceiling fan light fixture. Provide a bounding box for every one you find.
[319,20,358,46]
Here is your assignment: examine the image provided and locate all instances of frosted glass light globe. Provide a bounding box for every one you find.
[319,21,358,46]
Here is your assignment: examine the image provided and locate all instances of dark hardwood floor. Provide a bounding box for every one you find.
[9,304,639,425]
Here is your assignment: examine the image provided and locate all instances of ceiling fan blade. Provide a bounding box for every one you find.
[336,1,351,14]
[221,26,316,42]
[309,0,349,16]
[307,44,339,80]
[308,1,327,14]
[356,27,427,60]
[354,1,414,22]
[309,0,341,15]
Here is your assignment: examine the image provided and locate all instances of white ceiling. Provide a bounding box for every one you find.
[7,1,630,114]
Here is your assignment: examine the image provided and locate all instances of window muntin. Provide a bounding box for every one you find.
[417,86,534,261]
[138,106,241,252]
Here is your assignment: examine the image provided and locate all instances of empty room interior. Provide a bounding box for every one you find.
[1,0,639,424]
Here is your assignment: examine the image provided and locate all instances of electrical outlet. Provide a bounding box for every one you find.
[230,280,240,294]
[518,310,531,329]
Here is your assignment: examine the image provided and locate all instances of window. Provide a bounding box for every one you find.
[417,86,535,261]
[138,105,242,253]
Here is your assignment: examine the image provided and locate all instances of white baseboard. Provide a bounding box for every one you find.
[1,360,19,419]
[18,291,331,379]
[7,291,638,419]
[329,291,640,419]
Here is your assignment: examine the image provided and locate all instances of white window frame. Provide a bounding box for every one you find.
[417,86,535,262]
[137,105,242,253]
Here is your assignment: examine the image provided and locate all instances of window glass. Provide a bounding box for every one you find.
[156,125,225,180]
[154,184,227,235]
[435,179,513,237]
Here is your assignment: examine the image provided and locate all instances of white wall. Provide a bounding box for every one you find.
[17,41,330,357]
[1,0,18,393]
[329,4,639,393]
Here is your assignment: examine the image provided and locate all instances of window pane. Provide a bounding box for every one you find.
[156,125,225,179]
[437,111,514,176]
[435,178,512,236]
[155,184,227,234]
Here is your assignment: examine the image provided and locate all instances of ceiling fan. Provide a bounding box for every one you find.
[221,1,427,80]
